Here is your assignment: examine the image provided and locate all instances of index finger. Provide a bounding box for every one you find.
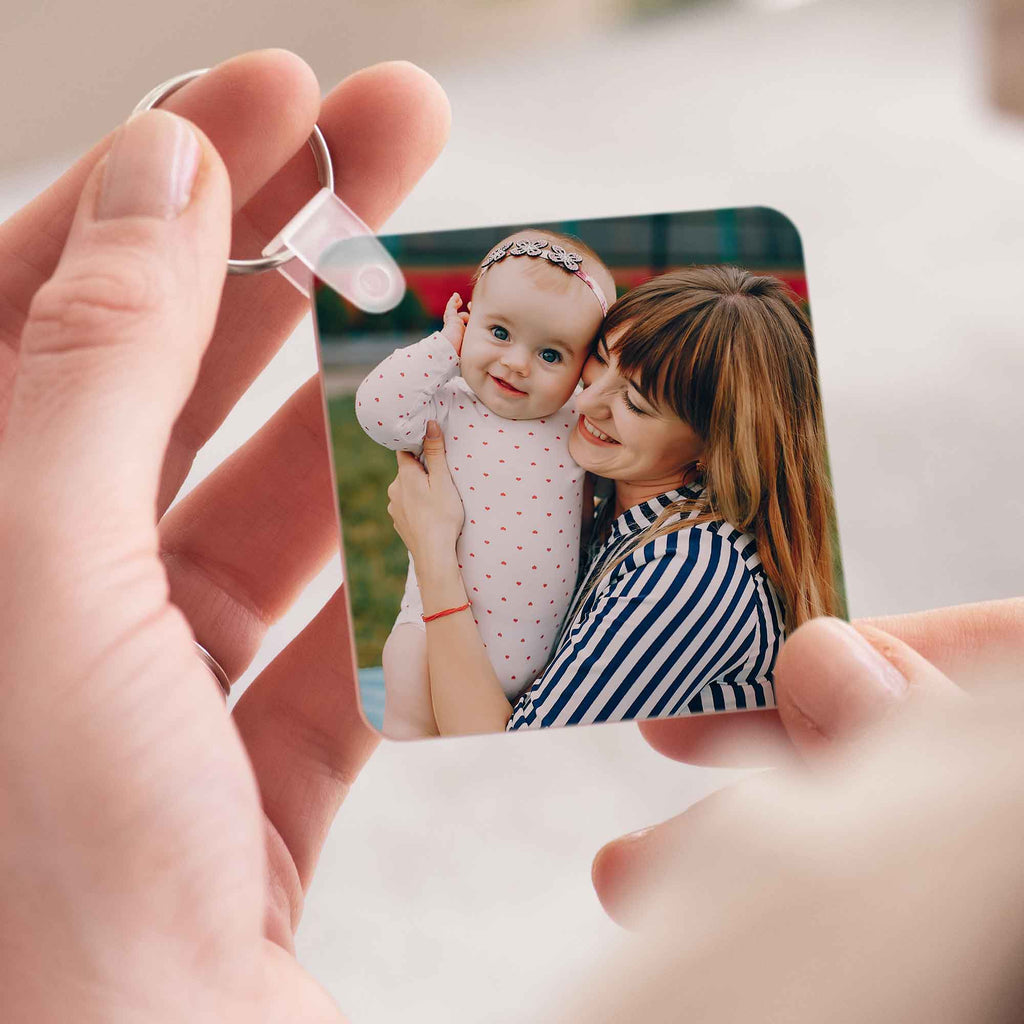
[859,598,1024,691]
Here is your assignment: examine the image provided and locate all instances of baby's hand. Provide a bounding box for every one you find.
[440,292,470,355]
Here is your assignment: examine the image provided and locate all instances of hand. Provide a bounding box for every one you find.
[0,51,448,1022]
[633,599,1024,769]
[440,290,470,354]
[577,606,1024,1022]
[591,598,1024,913]
[562,640,1024,1023]
[387,420,465,579]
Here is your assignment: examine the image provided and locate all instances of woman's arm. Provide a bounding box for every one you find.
[417,556,514,734]
[388,424,512,734]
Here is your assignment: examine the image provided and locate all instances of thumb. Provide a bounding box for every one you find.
[3,110,230,545]
[774,617,965,760]
[421,419,448,469]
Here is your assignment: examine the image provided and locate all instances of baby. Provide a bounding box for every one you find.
[355,230,615,738]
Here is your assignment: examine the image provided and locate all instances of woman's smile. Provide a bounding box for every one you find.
[577,414,619,445]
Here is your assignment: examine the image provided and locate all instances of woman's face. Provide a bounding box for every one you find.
[568,329,705,494]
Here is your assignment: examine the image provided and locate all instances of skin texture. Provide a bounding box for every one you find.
[0,51,449,1022]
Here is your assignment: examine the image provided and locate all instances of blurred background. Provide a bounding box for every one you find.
[2,1,1022,1021]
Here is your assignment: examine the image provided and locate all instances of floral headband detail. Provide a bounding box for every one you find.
[479,238,609,316]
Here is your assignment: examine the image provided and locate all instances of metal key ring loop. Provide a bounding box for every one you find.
[133,68,335,276]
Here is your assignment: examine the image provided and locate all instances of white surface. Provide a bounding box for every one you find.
[4,0,1022,1020]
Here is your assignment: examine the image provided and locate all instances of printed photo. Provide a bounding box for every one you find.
[314,208,845,739]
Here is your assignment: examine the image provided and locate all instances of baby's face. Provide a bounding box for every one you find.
[459,258,603,420]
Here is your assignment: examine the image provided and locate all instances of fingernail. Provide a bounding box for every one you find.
[425,420,440,438]
[97,110,200,221]
[829,619,908,696]
[785,618,909,741]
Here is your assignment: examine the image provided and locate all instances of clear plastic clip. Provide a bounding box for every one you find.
[262,189,406,314]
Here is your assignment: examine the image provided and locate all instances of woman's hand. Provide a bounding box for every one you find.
[593,600,1024,921]
[388,420,465,580]
[563,634,1024,1023]
[0,51,449,1022]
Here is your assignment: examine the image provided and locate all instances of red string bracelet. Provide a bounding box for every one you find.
[421,601,471,623]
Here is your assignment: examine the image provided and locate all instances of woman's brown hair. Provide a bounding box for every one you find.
[601,266,839,629]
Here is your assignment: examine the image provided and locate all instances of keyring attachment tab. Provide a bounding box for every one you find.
[133,68,405,313]
[262,190,406,313]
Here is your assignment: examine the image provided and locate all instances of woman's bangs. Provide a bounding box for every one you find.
[607,310,683,412]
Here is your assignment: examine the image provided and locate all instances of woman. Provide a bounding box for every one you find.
[388,266,840,734]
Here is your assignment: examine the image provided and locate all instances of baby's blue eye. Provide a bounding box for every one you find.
[491,326,509,341]
[540,349,562,364]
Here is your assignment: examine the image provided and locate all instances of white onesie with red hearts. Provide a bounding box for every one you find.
[355,331,585,700]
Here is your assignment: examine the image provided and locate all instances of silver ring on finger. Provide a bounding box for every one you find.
[194,641,231,698]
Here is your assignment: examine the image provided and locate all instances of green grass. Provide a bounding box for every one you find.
[328,395,410,668]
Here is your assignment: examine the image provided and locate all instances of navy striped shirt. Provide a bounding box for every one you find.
[506,487,784,731]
